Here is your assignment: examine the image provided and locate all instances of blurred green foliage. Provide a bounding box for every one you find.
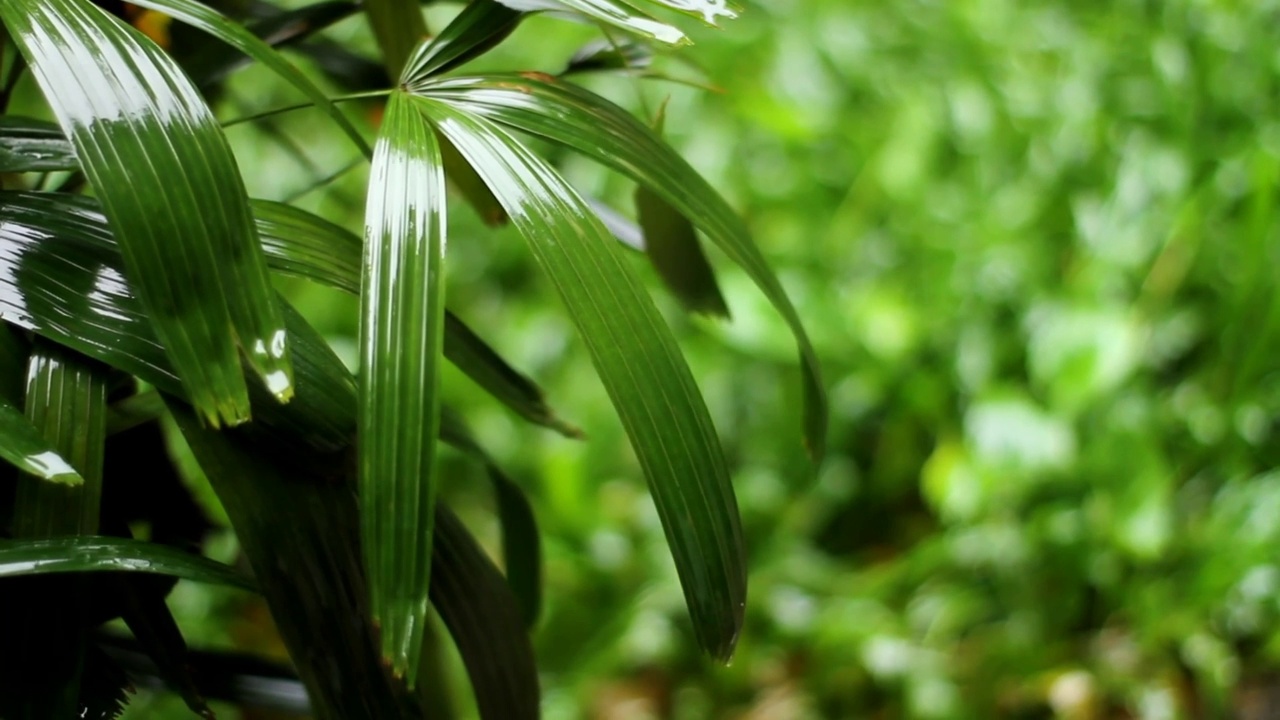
[120,0,1280,717]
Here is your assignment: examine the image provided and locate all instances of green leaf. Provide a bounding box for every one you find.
[113,577,214,718]
[359,91,448,681]
[126,0,372,157]
[418,73,828,458]
[0,116,78,172]
[0,537,254,590]
[166,400,419,720]
[431,506,540,720]
[0,395,83,485]
[417,98,746,660]
[12,341,107,536]
[562,37,652,74]
[363,0,428,77]
[401,0,523,83]
[5,341,108,720]
[183,0,360,88]
[491,0,686,46]
[251,198,578,435]
[440,407,543,626]
[635,109,730,317]
[0,192,353,449]
[0,0,294,427]
[101,637,308,715]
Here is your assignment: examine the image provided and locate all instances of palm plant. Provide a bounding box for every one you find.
[0,0,825,716]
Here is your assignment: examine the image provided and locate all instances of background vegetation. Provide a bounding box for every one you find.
[22,0,1280,717]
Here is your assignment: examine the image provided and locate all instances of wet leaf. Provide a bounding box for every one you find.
[127,0,371,156]
[417,72,828,458]
[251,197,577,436]
[12,341,107,536]
[1,0,295,427]
[359,90,448,681]
[0,537,254,590]
[0,116,78,172]
[416,97,746,660]
[401,0,522,83]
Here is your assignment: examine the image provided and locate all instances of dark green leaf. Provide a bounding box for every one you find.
[417,98,745,660]
[418,73,828,458]
[431,505,539,720]
[100,636,308,715]
[401,0,522,83]
[1,0,295,427]
[127,0,372,156]
[359,90,448,681]
[183,0,360,88]
[363,0,428,77]
[0,192,355,451]
[12,341,107,536]
[0,116,78,172]
[0,537,254,590]
[635,106,730,319]
[167,400,420,720]
[293,38,391,93]
[0,395,82,485]
[440,407,542,626]
[251,197,578,436]
[114,579,214,718]
[5,341,108,720]
[562,37,652,74]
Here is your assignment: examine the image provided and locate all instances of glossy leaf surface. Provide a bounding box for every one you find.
[0,116,78,172]
[420,73,828,458]
[12,342,107,536]
[0,537,253,590]
[492,0,734,46]
[0,192,351,450]
[402,0,522,83]
[359,91,447,681]
[0,395,83,485]
[1,0,294,427]
[127,0,371,156]
[419,98,745,660]
[251,198,577,435]
[432,505,540,720]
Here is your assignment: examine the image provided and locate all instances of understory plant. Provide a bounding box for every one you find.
[0,0,824,716]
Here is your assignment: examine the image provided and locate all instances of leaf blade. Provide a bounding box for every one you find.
[419,98,745,659]
[0,537,254,590]
[359,91,448,681]
[431,506,539,720]
[1,0,294,426]
[251,197,578,435]
[126,0,372,156]
[419,72,828,458]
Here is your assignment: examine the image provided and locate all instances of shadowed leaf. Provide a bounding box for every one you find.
[431,505,540,720]
[0,537,254,590]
